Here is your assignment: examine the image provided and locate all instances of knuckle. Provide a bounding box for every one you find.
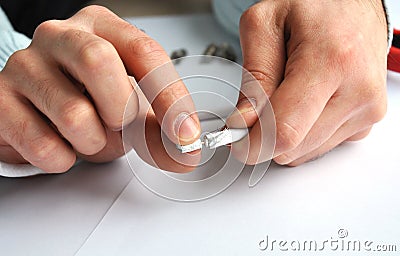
[28,134,59,163]
[59,98,94,133]
[327,44,354,68]
[0,119,73,172]
[0,120,23,147]
[240,5,265,29]
[7,119,55,162]
[246,69,277,96]
[4,50,43,90]
[368,101,387,124]
[276,121,303,152]
[360,79,385,102]
[33,20,60,40]
[357,80,387,124]
[28,137,74,173]
[59,98,107,155]
[324,36,357,68]
[4,50,59,113]
[249,70,275,85]
[120,21,142,34]
[128,36,165,57]
[4,49,31,72]
[78,39,116,71]
[326,32,366,69]
[78,5,112,17]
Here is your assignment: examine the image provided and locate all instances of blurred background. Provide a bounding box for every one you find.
[0,0,212,37]
[88,0,211,17]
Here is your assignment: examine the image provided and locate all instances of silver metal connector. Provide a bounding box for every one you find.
[176,139,203,153]
[176,128,248,153]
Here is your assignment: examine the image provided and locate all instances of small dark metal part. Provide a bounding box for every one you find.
[170,48,188,63]
[201,43,218,63]
[203,43,218,56]
[171,43,237,64]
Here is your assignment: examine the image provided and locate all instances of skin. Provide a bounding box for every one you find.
[227,0,388,166]
[0,0,389,173]
[0,6,201,173]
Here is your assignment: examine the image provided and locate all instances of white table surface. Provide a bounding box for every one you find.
[76,14,400,256]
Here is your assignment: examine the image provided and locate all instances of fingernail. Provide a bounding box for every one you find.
[230,98,257,118]
[174,113,200,144]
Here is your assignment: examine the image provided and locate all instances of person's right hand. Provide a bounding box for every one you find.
[227,0,388,166]
[0,5,201,173]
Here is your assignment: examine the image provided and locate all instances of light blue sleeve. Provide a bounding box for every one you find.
[212,0,258,37]
[0,7,31,70]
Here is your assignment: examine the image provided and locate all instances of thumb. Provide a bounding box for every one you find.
[227,2,287,128]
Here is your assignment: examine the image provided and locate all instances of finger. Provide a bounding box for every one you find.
[227,2,287,128]
[79,79,202,166]
[33,22,138,132]
[274,75,386,164]
[123,89,201,173]
[273,95,350,165]
[231,42,340,165]
[346,127,372,141]
[0,88,76,173]
[0,130,27,163]
[230,101,276,165]
[271,41,343,157]
[0,134,8,145]
[0,145,28,164]
[7,49,107,156]
[286,124,374,167]
[77,128,125,163]
[74,6,200,145]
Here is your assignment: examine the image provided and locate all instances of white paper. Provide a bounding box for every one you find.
[0,159,132,255]
[77,14,400,256]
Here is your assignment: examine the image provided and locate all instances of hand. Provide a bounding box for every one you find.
[0,6,200,173]
[228,0,388,166]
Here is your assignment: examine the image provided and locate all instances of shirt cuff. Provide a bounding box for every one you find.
[0,30,31,70]
[0,7,31,70]
[383,0,394,53]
